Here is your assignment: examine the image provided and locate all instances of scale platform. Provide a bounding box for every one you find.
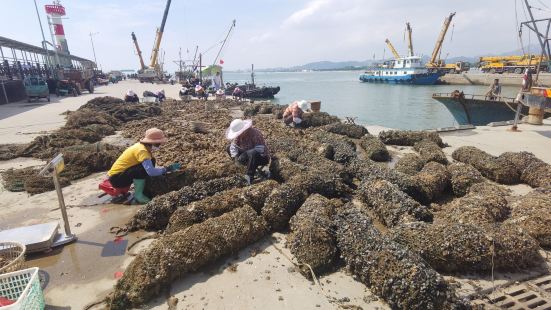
[0,222,77,253]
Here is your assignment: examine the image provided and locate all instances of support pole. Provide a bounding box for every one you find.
[1,80,8,104]
[52,173,72,236]
[510,99,523,131]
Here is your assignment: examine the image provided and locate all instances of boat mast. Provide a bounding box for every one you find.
[406,22,414,57]
[251,64,255,86]
[213,19,236,66]
[521,0,551,83]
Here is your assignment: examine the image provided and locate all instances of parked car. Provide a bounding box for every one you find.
[24,76,50,102]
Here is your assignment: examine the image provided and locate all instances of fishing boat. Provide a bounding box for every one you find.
[224,64,281,99]
[225,84,280,99]
[432,91,550,125]
[359,56,442,85]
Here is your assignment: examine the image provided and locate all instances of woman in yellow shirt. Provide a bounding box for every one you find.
[107,128,180,204]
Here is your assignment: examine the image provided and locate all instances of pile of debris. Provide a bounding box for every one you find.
[0,96,164,194]
[81,100,551,309]
[379,129,445,147]
[452,146,520,185]
[287,194,341,277]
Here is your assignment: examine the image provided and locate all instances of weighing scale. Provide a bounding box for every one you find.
[0,154,77,253]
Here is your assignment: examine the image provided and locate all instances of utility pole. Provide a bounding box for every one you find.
[33,0,51,68]
[89,32,99,68]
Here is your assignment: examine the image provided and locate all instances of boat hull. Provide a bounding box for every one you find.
[432,95,532,126]
[359,72,441,85]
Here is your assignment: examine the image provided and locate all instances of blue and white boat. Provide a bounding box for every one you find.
[359,56,441,85]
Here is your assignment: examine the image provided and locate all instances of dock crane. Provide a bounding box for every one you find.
[385,39,401,60]
[131,32,146,71]
[150,0,171,69]
[425,12,468,73]
[131,0,172,83]
[406,22,414,57]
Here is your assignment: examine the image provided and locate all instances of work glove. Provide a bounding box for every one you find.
[166,163,182,173]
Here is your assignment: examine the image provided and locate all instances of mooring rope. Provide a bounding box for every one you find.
[267,236,345,307]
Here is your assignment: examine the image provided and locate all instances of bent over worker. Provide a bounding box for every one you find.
[226,119,270,184]
[107,128,180,204]
[283,100,309,127]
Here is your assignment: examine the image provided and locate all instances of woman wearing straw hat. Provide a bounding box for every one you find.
[283,100,310,127]
[107,128,181,204]
[226,119,270,184]
[195,85,208,100]
[124,90,139,103]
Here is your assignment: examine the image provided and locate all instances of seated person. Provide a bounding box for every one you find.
[283,100,309,127]
[156,89,166,102]
[226,119,270,184]
[107,128,180,204]
[232,86,244,101]
[215,88,225,99]
[124,90,139,103]
[195,85,208,100]
[179,86,190,99]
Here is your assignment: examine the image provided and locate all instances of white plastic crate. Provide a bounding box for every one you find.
[0,267,44,310]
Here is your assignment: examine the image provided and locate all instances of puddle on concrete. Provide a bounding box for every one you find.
[25,204,137,288]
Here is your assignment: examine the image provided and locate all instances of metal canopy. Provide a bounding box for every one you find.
[0,35,93,64]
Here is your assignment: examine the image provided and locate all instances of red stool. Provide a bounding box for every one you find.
[99,179,130,197]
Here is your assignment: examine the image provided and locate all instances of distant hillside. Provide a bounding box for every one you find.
[260,60,373,72]
[256,44,544,72]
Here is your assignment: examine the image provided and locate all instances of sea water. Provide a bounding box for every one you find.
[224,70,519,130]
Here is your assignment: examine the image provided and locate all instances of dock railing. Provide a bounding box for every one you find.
[432,92,516,102]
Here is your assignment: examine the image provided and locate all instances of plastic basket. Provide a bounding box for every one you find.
[0,267,44,310]
[310,100,321,112]
[0,243,26,274]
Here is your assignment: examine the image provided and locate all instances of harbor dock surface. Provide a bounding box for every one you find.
[440,72,551,86]
[0,80,550,309]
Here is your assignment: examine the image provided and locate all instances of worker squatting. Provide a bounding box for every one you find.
[106,100,312,204]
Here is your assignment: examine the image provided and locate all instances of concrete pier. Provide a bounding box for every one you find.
[440,72,551,86]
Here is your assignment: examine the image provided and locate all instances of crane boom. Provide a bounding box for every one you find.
[150,0,172,68]
[213,20,236,66]
[406,22,414,57]
[131,32,146,71]
[429,12,456,65]
[385,39,400,60]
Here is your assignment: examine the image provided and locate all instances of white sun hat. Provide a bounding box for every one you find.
[226,119,253,140]
[127,89,135,96]
[297,100,310,111]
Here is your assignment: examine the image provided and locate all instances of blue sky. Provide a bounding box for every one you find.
[2,0,550,71]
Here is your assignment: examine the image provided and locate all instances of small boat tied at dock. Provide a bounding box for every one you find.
[432,90,551,126]
[360,56,442,85]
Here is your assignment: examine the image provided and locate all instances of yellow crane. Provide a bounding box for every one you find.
[131,0,172,82]
[150,0,172,69]
[406,22,414,57]
[131,32,146,71]
[424,12,468,73]
[479,54,548,74]
[428,12,455,66]
[385,39,400,60]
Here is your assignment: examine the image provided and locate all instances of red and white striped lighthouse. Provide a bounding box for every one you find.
[45,1,69,54]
